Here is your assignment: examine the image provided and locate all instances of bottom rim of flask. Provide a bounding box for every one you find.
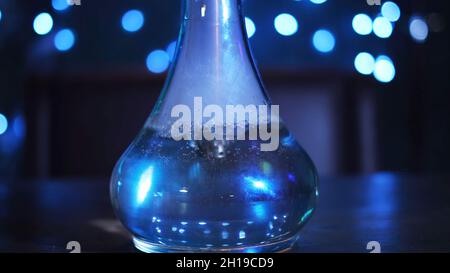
[132,235,299,253]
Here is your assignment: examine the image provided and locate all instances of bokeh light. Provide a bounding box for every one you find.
[245,17,256,38]
[381,1,401,22]
[374,55,396,83]
[409,16,429,43]
[0,10,2,22]
[354,52,375,75]
[352,14,373,35]
[373,16,393,38]
[312,29,335,53]
[54,29,75,51]
[52,0,70,11]
[121,9,144,32]
[274,13,298,36]
[33,13,53,35]
[0,114,8,135]
[146,50,170,74]
[166,41,177,62]
[310,0,327,4]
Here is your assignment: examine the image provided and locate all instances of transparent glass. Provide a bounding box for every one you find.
[110,0,318,253]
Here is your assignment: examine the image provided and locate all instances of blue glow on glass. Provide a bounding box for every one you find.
[409,17,428,43]
[33,13,53,35]
[253,180,266,190]
[252,203,268,220]
[54,29,75,51]
[52,0,69,11]
[146,50,170,74]
[381,1,401,22]
[244,176,275,198]
[166,41,177,62]
[0,114,8,135]
[121,9,144,32]
[310,0,327,4]
[137,166,154,204]
[373,16,393,38]
[239,230,246,239]
[352,13,373,35]
[312,29,335,53]
[274,13,298,36]
[245,17,256,38]
[244,248,259,253]
[0,10,2,22]
[374,55,395,83]
[354,52,375,75]
[198,221,207,225]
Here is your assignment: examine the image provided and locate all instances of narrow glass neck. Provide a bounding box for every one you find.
[183,0,242,23]
[147,0,268,130]
[177,0,249,70]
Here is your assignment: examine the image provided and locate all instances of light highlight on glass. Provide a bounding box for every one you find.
[312,29,335,53]
[274,13,298,36]
[146,50,170,74]
[409,17,428,43]
[33,13,53,35]
[137,166,154,204]
[354,52,375,75]
[374,55,396,83]
[352,14,373,35]
[54,29,75,51]
[373,16,393,38]
[121,9,144,32]
[381,1,401,22]
[245,17,256,38]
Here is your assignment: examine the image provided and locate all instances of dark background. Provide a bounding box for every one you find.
[1,0,449,179]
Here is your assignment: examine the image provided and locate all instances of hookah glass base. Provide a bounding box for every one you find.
[133,234,300,253]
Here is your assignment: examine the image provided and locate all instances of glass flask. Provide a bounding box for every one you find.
[110,0,318,253]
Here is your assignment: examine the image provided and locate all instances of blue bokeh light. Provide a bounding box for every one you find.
[13,115,26,139]
[373,16,393,38]
[352,14,373,35]
[354,52,375,75]
[381,1,401,22]
[33,13,53,35]
[54,29,75,51]
[274,13,298,36]
[146,50,170,74]
[374,55,396,83]
[121,9,144,32]
[312,29,335,53]
[166,41,177,62]
[0,10,2,22]
[310,0,327,4]
[0,114,8,135]
[245,17,256,38]
[409,16,428,43]
[52,0,70,11]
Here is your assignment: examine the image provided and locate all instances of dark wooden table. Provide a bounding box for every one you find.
[1,173,450,253]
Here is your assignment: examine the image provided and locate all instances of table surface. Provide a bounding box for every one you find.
[1,173,450,253]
